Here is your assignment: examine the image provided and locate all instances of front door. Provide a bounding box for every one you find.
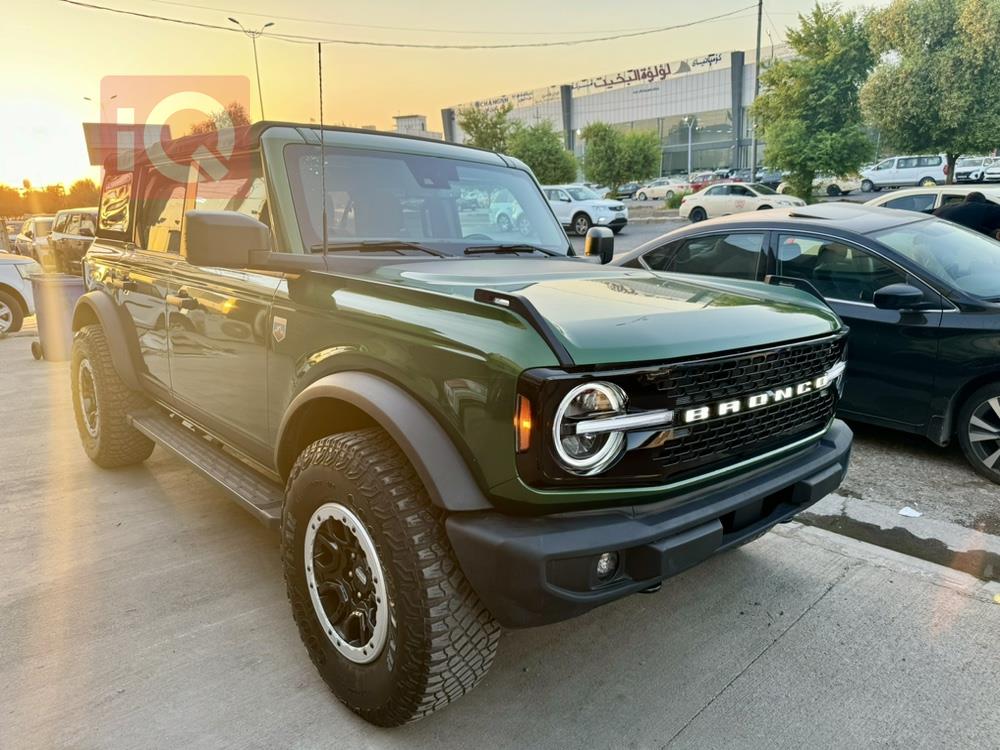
[772,232,943,429]
[166,156,276,455]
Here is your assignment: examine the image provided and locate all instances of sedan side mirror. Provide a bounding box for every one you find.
[585,226,614,264]
[24,230,32,239]
[873,283,925,310]
[185,210,271,268]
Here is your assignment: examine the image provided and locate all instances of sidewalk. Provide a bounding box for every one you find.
[1,333,999,749]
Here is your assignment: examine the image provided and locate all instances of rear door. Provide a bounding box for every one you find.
[769,232,943,429]
[640,230,767,281]
[166,155,278,457]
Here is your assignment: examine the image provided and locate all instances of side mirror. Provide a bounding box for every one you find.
[185,210,271,268]
[561,196,572,202]
[24,230,32,239]
[873,283,925,310]
[585,226,614,264]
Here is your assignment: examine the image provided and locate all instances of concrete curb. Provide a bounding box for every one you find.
[799,493,1000,583]
[628,215,683,224]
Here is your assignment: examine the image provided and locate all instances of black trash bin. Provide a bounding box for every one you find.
[29,273,85,362]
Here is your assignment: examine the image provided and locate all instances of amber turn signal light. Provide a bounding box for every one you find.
[515,395,533,452]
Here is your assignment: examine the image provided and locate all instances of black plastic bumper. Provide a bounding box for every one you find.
[446,420,852,629]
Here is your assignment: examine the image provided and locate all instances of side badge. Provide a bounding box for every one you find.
[272,316,287,343]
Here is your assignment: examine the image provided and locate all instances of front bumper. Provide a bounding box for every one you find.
[600,216,627,230]
[447,420,852,628]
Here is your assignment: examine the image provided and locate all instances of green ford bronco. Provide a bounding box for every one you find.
[71,122,851,725]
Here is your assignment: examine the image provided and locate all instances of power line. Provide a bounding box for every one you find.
[139,0,727,37]
[59,0,759,49]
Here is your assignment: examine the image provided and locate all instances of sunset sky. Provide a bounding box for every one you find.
[1,0,883,188]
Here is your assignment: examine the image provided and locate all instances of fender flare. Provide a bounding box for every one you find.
[72,291,145,392]
[276,371,494,512]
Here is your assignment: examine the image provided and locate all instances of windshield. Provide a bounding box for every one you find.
[283,144,569,256]
[748,183,777,195]
[870,219,1000,299]
[957,158,984,167]
[566,186,600,201]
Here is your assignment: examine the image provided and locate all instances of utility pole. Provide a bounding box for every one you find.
[685,117,695,176]
[229,18,274,120]
[749,0,763,176]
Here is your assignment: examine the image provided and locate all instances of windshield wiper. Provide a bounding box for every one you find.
[464,243,558,256]
[310,240,446,257]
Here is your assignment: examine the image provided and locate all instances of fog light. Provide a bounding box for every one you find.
[596,551,619,580]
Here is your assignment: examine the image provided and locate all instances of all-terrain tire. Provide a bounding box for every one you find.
[71,324,155,468]
[0,290,23,334]
[281,428,501,726]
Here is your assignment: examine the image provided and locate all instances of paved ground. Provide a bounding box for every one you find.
[3,323,1000,749]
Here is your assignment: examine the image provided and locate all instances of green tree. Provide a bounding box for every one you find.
[457,103,520,152]
[861,0,1000,184]
[67,178,100,207]
[752,3,874,201]
[0,185,23,217]
[581,123,660,195]
[188,101,252,135]
[507,121,577,184]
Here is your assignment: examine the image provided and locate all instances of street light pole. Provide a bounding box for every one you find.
[685,117,695,176]
[749,0,763,176]
[229,18,274,120]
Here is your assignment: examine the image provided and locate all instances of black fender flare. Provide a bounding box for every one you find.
[72,291,145,392]
[276,371,494,512]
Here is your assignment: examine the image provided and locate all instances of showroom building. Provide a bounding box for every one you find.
[442,45,789,175]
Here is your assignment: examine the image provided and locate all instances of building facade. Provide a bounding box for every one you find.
[393,114,442,141]
[442,46,789,176]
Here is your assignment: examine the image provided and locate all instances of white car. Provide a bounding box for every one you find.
[860,155,948,192]
[0,252,40,334]
[13,216,56,270]
[634,177,692,201]
[865,185,1000,213]
[984,162,1000,182]
[679,182,805,222]
[954,156,995,183]
[542,184,628,235]
[777,174,861,197]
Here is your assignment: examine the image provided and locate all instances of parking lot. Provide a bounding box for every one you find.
[2,328,998,749]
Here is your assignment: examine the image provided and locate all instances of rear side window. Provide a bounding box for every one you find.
[897,158,918,169]
[918,156,942,167]
[883,194,936,213]
[643,233,764,280]
[99,172,133,236]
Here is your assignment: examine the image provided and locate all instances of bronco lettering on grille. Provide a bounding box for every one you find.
[682,373,833,424]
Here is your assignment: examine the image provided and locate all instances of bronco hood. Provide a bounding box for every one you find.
[375,259,841,366]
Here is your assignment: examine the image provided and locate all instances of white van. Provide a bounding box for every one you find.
[860,155,948,192]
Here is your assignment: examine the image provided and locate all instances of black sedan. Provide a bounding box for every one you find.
[607,182,640,199]
[614,202,1000,483]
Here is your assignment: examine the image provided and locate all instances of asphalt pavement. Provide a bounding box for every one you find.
[2,322,1000,749]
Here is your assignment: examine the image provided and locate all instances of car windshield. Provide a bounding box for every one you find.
[284,143,569,256]
[957,158,983,167]
[870,218,1000,299]
[566,186,600,201]
[748,183,777,195]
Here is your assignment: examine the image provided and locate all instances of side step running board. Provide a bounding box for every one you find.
[129,410,284,528]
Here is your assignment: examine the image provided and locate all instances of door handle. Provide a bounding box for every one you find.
[110,276,136,292]
[166,291,198,310]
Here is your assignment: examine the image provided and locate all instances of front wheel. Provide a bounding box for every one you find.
[495,213,512,232]
[282,428,501,726]
[861,179,875,193]
[0,291,23,334]
[827,184,841,197]
[957,384,1000,484]
[572,213,592,235]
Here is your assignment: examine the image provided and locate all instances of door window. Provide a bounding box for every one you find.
[643,233,764,280]
[776,235,906,302]
[729,185,753,197]
[65,214,81,235]
[80,213,96,236]
[53,213,69,234]
[897,158,919,170]
[918,156,942,167]
[705,185,728,196]
[193,160,267,222]
[141,175,188,253]
[875,159,895,171]
[883,194,937,213]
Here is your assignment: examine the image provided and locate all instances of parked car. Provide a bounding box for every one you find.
[680,182,805,222]
[865,185,1000,214]
[0,251,40,333]
[69,121,851,724]
[615,202,1000,482]
[778,174,861,197]
[50,207,98,275]
[688,171,720,192]
[606,181,639,199]
[756,170,785,189]
[983,162,1000,183]
[954,156,994,183]
[634,177,691,201]
[2,219,22,254]
[14,215,55,269]
[860,155,948,192]
[487,188,529,233]
[543,183,628,234]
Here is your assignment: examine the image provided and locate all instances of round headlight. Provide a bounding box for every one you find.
[552,382,627,475]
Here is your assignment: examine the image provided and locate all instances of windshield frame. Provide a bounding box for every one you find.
[868,217,1000,302]
[282,143,572,257]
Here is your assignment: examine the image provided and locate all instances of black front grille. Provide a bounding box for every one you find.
[517,333,846,490]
